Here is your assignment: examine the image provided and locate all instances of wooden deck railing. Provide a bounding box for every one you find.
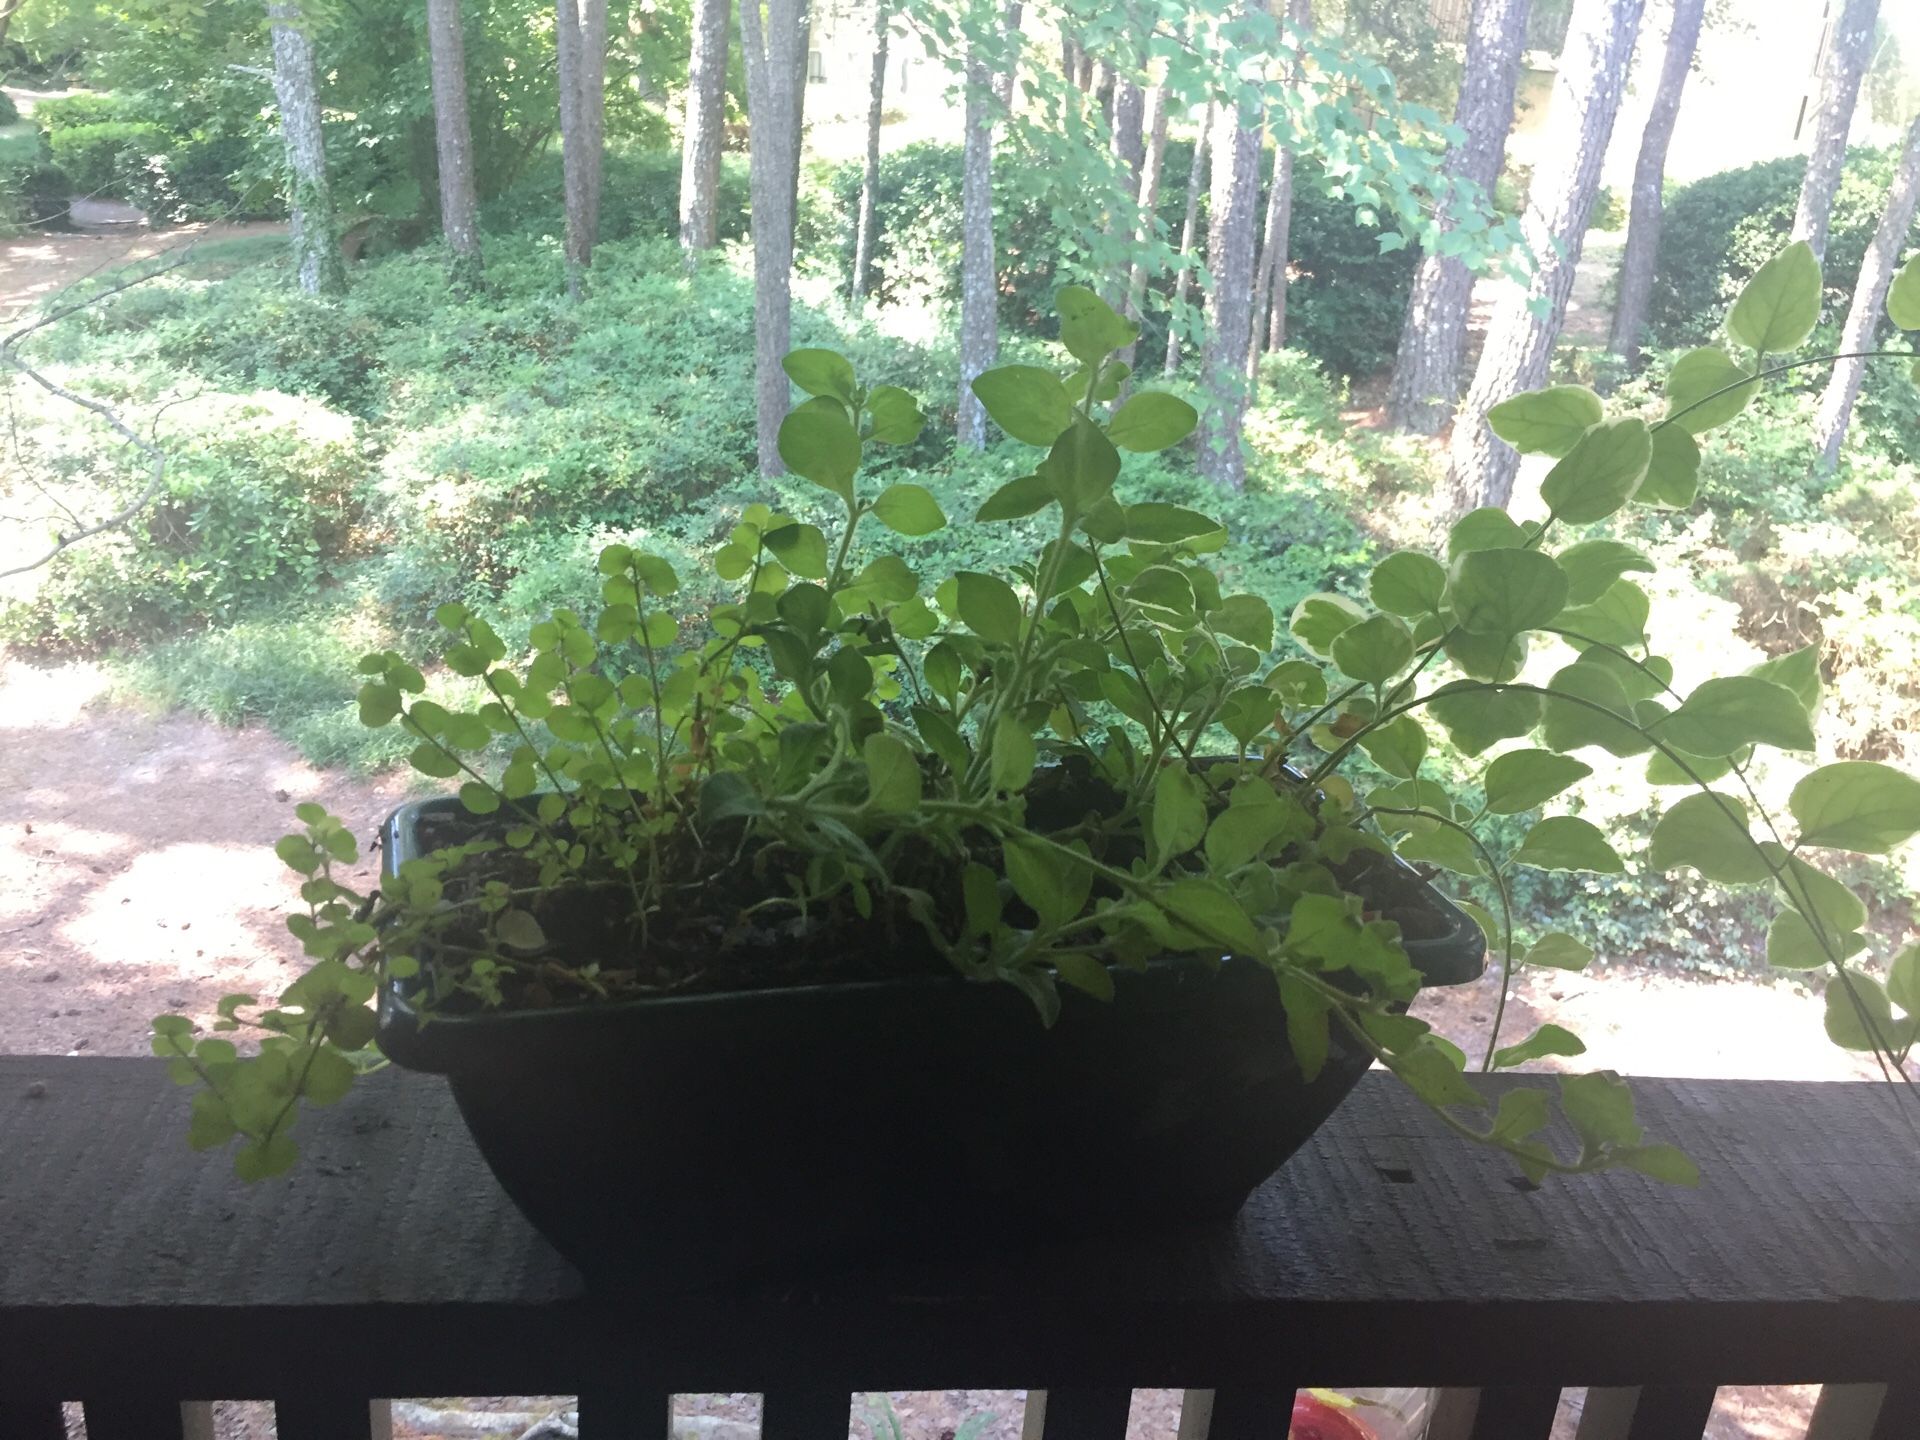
[2,1058,1916,1440]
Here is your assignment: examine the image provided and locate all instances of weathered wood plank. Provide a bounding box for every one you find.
[1465,1386,1562,1439]
[1807,1384,1886,1440]
[1202,1385,1297,1440]
[4,1061,1920,1395]
[1869,1381,1920,1440]
[1622,1385,1716,1439]
[761,1390,850,1440]
[1028,1388,1132,1440]
[578,1384,669,1439]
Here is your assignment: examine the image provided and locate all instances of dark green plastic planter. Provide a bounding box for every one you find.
[376,797,1483,1291]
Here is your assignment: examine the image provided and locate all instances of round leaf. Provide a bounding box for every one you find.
[1445,548,1569,635]
[954,571,1023,645]
[1555,540,1655,606]
[1107,391,1198,452]
[1513,816,1623,874]
[1888,253,1920,330]
[1369,552,1447,617]
[1664,347,1757,434]
[1655,676,1816,757]
[971,365,1074,446]
[1485,384,1603,457]
[1330,612,1414,684]
[776,402,861,501]
[782,348,856,402]
[872,483,947,536]
[1649,792,1774,884]
[1540,418,1652,524]
[1727,240,1821,354]
[1483,750,1593,814]
[1788,761,1920,853]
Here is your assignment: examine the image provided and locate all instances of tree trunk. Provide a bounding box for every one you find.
[740,0,809,474]
[1607,0,1704,364]
[1162,102,1212,377]
[266,0,346,297]
[957,26,999,449]
[1125,84,1169,324]
[1197,97,1260,491]
[996,2,1022,110]
[1445,0,1646,513]
[557,0,609,293]
[1060,31,1080,84]
[1793,0,1881,263]
[1111,79,1145,193]
[679,0,731,255]
[1096,61,1115,129]
[1247,0,1309,371]
[425,0,483,283]
[1813,112,1920,469]
[851,3,888,297]
[1383,0,1531,434]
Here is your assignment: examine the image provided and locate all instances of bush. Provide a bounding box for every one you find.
[0,392,370,650]
[32,93,138,133]
[0,92,18,126]
[1649,146,1917,348]
[47,120,169,199]
[481,148,751,246]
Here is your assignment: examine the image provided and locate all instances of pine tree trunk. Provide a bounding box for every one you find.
[995,2,1021,110]
[1124,84,1169,325]
[1247,0,1309,370]
[1813,112,1920,470]
[1197,98,1259,491]
[1446,0,1647,513]
[1111,79,1145,192]
[425,0,483,283]
[1793,0,1881,263]
[741,0,809,474]
[1162,102,1212,377]
[266,0,346,297]
[1607,0,1703,364]
[679,0,731,255]
[1383,0,1531,434]
[1060,31,1080,84]
[557,0,608,294]
[957,28,998,449]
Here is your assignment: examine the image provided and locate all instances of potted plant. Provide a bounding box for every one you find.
[157,251,1920,1286]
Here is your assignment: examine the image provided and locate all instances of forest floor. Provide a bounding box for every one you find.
[0,222,1846,1440]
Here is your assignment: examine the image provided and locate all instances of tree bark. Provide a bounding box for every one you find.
[995,2,1022,110]
[266,0,347,297]
[1111,79,1145,193]
[741,0,809,473]
[557,0,609,293]
[1197,97,1260,491]
[957,24,1000,449]
[1246,0,1309,374]
[1125,84,1169,324]
[1793,0,1881,264]
[679,0,731,255]
[1813,112,1920,470]
[425,0,483,283]
[1162,102,1212,377]
[1383,0,1531,434]
[851,3,888,297]
[1607,0,1704,365]
[1445,0,1647,513]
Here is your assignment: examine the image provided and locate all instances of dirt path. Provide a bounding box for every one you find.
[0,218,287,328]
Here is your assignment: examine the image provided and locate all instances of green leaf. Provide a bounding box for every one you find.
[1447,507,1529,558]
[699,771,766,823]
[1524,933,1593,971]
[971,365,1075,445]
[761,522,829,578]
[1514,815,1623,874]
[459,782,501,815]
[961,862,1001,936]
[1664,347,1757,434]
[1210,594,1275,650]
[1889,944,1920,1017]
[1557,579,1650,649]
[1107,391,1198,452]
[1763,842,1868,949]
[777,402,862,501]
[1555,540,1655,606]
[1004,836,1089,928]
[233,1133,298,1182]
[1395,1040,1485,1110]
[1483,750,1593,814]
[1485,384,1603,456]
[955,571,1023,645]
[1616,1144,1701,1186]
[1160,878,1264,954]
[1788,761,1920,853]
[1358,713,1428,778]
[1490,1087,1551,1143]
[1889,253,1920,330]
[1330,612,1414,683]
[1427,681,1542,756]
[1369,552,1448,617]
[495,909,546,952]
[782,348,856,402]
[1056,284,1138,363]
[1124,502,1227,544]
[1639,425,1701,507]
[1558,1071,1642,1151]
[977,473,1055,521]
[1540,417,1652,524]
[1267,660,1329,709]
[1750,644,1822,716]
[989,714,1037,793]
[1727,240,1821,353]
[1289,592,1366,658]
[1153,764,1208,860]
[872,483,947,536]
[1445,548,1569,635]
[1443,630,1530,683]
[1656,676,1816,758]
[864,732,922,814]
[1053,953,1115,1002]
[1766,907,1865,970]
[1540,662,1648,757]
[1039,414,1122,510]
[1206,791,1309,870]
[1825,970,1909,1052]
[1395,823,1484,876]
[1492,1022,1586,1069]
[1649,792,1774,884]
[1277,974,1331,1080]
[865,385,924,444]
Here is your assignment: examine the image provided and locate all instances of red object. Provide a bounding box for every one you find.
[1289,1393,1377,1440]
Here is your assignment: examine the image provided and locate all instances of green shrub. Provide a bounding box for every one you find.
[48,120,169,199]
[119,132,266,224]
[0,392,370,650]
[481,148,750,245]
[32,93,138,133]
[1649,147,1917,348]
[0,92,18,126]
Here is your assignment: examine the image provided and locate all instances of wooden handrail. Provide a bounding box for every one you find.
[2,1059,1917,1438]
